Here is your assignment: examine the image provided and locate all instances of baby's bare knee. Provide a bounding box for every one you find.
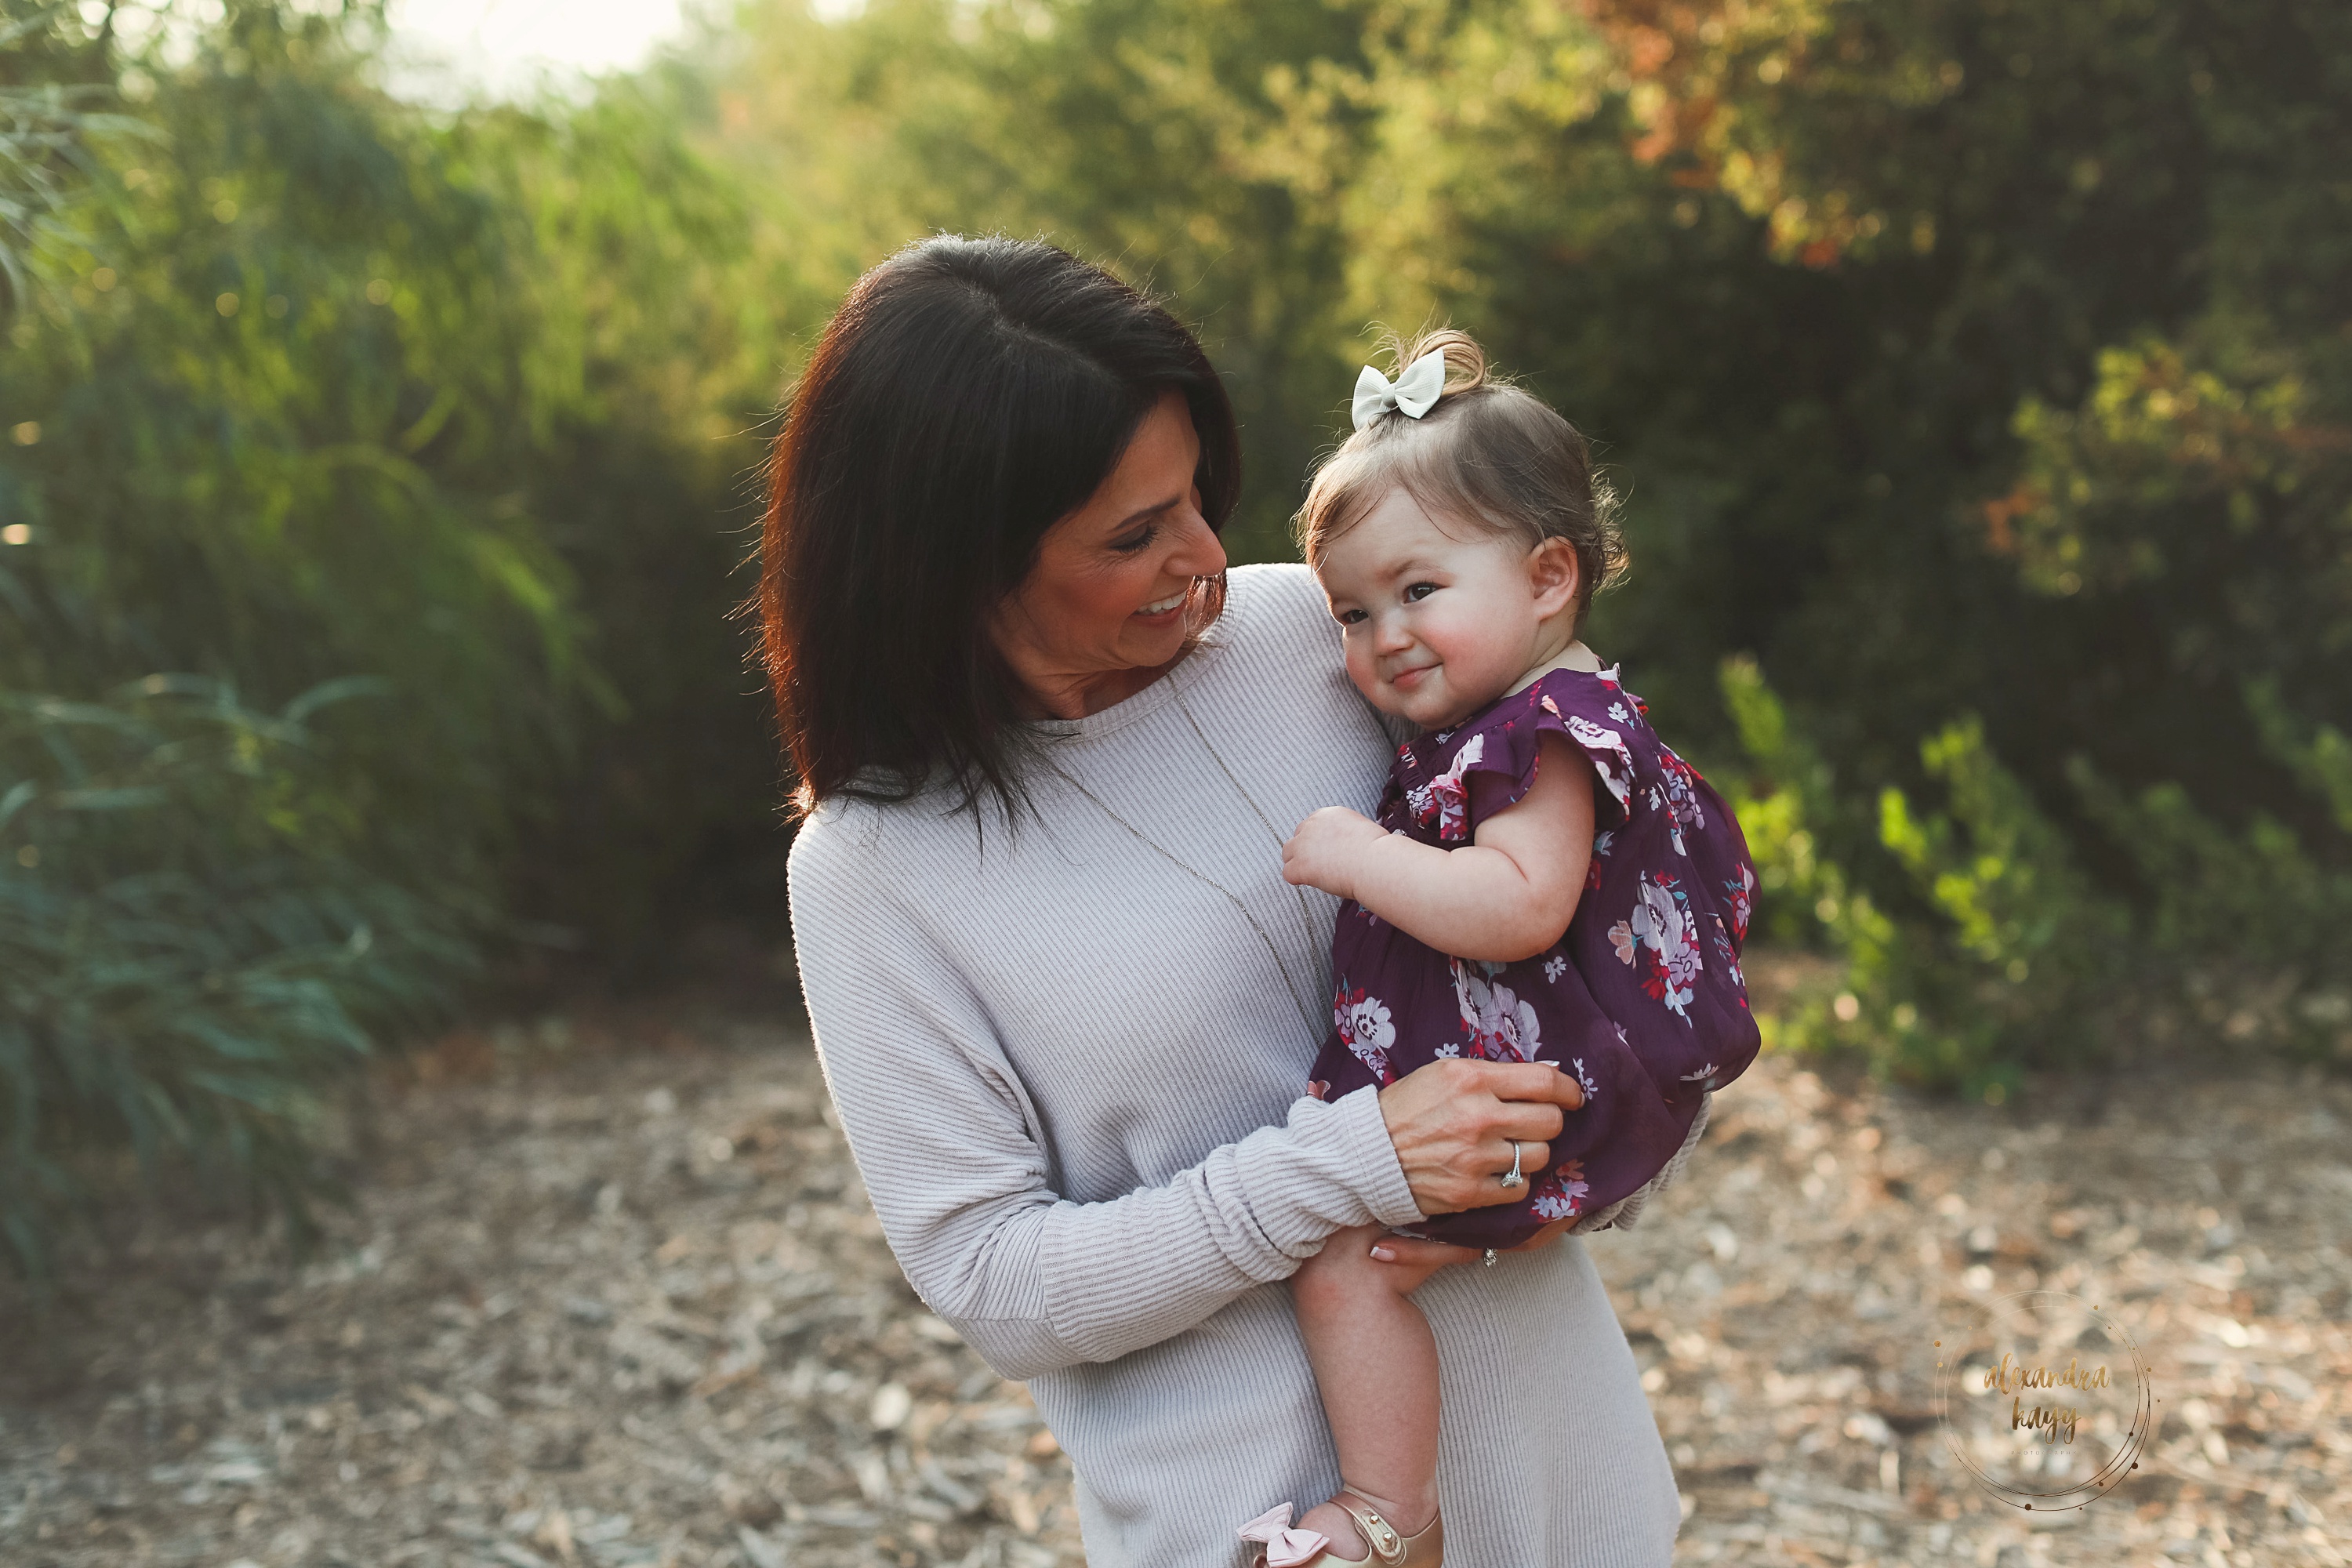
[1294,1229,1402,1314]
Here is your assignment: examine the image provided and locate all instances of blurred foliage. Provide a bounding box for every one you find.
[1726,652,2352,1098]
[0,0,786,1269]
[3,0,2349,1266]
[696,0,2351,1087]
[0,677,470,1275]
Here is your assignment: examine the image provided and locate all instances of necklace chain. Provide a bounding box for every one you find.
[1039,665,1329,1047]
[1171,681,1330,959]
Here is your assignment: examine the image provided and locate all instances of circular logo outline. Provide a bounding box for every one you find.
[1933,1290,2158,1512]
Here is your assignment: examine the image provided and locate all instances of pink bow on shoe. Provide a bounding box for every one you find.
[1238,1503,1330,1567]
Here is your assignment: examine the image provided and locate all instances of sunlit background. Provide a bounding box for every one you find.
[3,0,2347,1317]
[3,4,2348,1565]
[386,0,689,95]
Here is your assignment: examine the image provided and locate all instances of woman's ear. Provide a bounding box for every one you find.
[1526,537,1582,620]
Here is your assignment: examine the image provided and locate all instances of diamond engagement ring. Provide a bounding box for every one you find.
[1499,1140,1526,1190]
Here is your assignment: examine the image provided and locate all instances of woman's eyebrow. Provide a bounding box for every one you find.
[1112,495,1184,530]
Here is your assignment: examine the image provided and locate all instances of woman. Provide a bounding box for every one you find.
[768,236,1689,1566]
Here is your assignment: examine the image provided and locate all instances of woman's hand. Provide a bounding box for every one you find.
[1281,806,1388,901]
[1367,1214,1580,1272]
[1376,1058,1583,1217]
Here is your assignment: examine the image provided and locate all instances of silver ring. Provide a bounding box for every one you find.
[1483,1248,1498,1268]
[1498,1140,1525,1189]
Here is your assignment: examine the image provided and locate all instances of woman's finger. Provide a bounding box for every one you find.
[1367,1236,1486,1270]
[1474,1059,1586,1110]
[1377,1058,1582,1215]
[1485,1102,1569,1144]
[1424,1138,1552,1211]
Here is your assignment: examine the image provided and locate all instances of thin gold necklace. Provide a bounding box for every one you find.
[1038,662,1328,1046]
[1042,759,1326,1045]
[1169,678,1330,961]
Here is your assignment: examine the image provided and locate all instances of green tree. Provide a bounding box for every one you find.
[0,0,786,1269]
[705,0,2352,1080]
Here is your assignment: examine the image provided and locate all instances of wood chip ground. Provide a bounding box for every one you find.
[4,998,2347,1567]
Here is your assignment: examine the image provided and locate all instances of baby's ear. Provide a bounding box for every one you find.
[1526,536,1581,617]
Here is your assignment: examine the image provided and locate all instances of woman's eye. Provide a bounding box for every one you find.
[1110,524,1159,554]
[1403,582,1439,602]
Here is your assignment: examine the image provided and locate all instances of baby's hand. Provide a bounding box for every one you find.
[1281,806,1388,900]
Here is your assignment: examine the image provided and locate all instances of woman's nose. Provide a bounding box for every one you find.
[1169,510,1227,579]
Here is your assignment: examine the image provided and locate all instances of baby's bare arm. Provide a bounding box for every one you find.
[1283,734,1594,963]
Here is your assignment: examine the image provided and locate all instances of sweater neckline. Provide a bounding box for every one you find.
[1028,625,1225,744]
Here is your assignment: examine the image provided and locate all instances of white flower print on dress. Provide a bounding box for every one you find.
[1450,959,1547,1062]
[1609,872,1704,1020]
[1566,1057,1600,1104]
[1530,1158,1590,1221]
[1608,702,1630,723]
[1543,955,1568,984]
[1564,716,1636,815]
[1404,732,1485,843]
[1654,748,1709,855]
[1332,985,1397,1083]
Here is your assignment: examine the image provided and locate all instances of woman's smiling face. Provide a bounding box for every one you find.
[991,391,1229,720]
[1313,485,1575,731]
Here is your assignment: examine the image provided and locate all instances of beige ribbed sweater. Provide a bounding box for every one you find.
[788,564,1685,1567]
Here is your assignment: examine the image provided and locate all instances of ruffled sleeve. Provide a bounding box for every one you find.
[1455,674,1640,834]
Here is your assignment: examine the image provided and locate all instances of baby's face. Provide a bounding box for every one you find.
[1312,485,1555,731]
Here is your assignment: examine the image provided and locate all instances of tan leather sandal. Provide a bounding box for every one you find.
[1238,1495,1443,1567]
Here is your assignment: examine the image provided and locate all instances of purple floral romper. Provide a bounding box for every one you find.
[1306,666,1762,1248]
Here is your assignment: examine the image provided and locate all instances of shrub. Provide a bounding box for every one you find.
[0,4,784,1272]
[0,677,470,1276]
[1725,659,2352,1094]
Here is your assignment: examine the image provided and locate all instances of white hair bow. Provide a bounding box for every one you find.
[1351,348,1447,431]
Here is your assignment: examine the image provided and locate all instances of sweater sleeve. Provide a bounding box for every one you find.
[789,836,1424,1381]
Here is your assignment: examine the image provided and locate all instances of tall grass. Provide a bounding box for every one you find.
[0,677,471,1275]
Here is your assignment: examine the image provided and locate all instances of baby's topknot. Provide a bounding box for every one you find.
[1371,325,1493,402]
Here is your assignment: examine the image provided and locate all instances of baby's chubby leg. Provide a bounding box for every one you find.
[1290,1224,1446,1556]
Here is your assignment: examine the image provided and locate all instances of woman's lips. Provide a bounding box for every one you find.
[1134,590,1189,619]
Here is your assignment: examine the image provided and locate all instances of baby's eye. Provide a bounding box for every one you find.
[1403,582,1439,602]
[1334,607,1368,626]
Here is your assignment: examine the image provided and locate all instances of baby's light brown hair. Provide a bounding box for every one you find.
[1297,328,1625,630]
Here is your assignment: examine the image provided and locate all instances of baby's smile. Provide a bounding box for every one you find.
[1312,488,1575,731]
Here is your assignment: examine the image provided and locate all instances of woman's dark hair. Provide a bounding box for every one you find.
[760,236,1240,819]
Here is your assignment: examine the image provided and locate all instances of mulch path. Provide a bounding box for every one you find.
[4,995,2347,1568]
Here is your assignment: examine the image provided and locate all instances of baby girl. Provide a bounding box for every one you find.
[1240,331,1762,1566]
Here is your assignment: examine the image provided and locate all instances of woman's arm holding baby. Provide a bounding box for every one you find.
[1283,733,1594,964]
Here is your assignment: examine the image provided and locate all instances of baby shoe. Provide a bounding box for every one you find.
[1239,1497,1443,1567]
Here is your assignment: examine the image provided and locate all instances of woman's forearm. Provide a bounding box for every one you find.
[797,876,1425,1379]
[958,1088,1421,1376]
